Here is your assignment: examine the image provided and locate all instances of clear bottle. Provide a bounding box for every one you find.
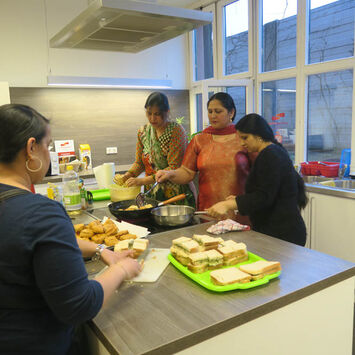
[62,165,81,216]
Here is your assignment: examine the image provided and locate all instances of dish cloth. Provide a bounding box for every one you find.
[207,219,250,235]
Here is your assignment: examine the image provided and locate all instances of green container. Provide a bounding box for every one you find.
[168,251,281,292]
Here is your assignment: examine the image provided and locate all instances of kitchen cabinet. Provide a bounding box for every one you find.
[302,191,355,263]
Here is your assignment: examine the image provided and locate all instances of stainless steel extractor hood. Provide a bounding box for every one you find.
[50,0,212,53]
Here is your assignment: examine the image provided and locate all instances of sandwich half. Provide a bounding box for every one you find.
[210,267,252,285]
[205,249,224,270]
[193,234,220,251]
[239,260,281,280]
[187,251,209,273]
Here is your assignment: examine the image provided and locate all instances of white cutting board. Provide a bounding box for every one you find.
[131,248,170,283]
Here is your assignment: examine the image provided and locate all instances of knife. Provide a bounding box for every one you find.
[136,247,150,267]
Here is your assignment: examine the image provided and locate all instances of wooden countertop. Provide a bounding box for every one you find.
[89,222,355,355]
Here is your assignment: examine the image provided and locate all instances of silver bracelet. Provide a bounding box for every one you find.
[92,244,105,262]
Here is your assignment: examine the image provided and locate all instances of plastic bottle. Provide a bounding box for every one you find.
[62,165,81,216]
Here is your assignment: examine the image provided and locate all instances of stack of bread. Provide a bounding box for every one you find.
[74,218,137,246]
[210,260,281,286]
[114,238,149,259]
[170,235,247,274]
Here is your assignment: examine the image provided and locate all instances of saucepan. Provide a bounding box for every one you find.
[108,194,186,221]
[151,205,208,227]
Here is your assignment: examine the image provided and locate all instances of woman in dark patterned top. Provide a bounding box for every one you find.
[118,92,195,206]
[207,113,308,246]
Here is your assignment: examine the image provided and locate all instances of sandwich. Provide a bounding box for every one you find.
[172,236,192,246]
[132,239,149,258]
[217,241,248,266]
[187,251,209,273]
[210,267,252,286]
[193,234,220,251]
[239,260,281,280]
[114,239,133,252]
[205,249,224,270]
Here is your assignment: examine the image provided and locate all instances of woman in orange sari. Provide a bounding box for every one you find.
[156,92,251,224]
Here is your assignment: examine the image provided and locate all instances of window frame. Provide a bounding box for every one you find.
[188,0,355,170]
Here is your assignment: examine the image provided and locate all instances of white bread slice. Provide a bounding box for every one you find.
[114,239,133,252]
[193,234,219,247]
[132,239,148,253]
[180,240,199,253]
[239,260,281,276]
[223,253,249,266]
[189,251,209,266]
[221,240,247,256]
[172,236,191,245]
[187,263,207,273]
[210,267,252,285]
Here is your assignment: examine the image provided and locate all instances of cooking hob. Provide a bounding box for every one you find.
[85,206,211,235]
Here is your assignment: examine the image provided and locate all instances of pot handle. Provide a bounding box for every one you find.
[158,194,186,206]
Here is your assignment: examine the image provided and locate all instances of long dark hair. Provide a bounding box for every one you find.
[235,113,308,209]
[0,104,49,164]
[208,92,236,120]
[144,92,170,113]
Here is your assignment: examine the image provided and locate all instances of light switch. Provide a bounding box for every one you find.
[106,147,118,154]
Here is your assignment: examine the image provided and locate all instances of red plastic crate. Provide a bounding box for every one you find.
[319,162,339,177]
[300,161,320,176]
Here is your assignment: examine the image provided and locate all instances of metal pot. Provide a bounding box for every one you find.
[151,205,199,226]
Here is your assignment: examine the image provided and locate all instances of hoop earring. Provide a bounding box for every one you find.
[26,157,43,173]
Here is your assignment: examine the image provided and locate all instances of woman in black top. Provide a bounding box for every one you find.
[207,113,307,246]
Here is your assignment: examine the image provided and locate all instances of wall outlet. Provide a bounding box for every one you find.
[106,146,118,154]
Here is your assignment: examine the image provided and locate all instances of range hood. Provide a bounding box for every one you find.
[50,0,212,53]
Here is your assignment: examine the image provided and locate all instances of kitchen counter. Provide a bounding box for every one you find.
[85,219,355,355]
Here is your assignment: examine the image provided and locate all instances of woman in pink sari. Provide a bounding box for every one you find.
[156,92,251,224]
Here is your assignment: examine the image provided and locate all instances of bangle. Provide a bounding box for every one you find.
[151,174,156,182]
[116,262,128,279]
[92,244,105,262]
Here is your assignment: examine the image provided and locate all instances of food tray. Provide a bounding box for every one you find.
[168,252,281,292]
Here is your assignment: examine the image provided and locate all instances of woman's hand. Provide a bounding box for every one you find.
[125,177,145,187]
[116,256,142,280]
[155,170,173,183]
[101,249,134,266]
[207,199,237,219]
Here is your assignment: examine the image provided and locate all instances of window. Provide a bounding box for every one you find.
[194,23,214,81]
[308,0,355,64]
[261,0,297,72]
[307,70,353,162]
[223,0,249,75]
[262,78,296,160]
[195,93,203,132]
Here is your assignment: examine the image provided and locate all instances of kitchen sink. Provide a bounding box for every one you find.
[302,176,337,184]
[323,179,355,190]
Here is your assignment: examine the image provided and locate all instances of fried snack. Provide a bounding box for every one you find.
[120,233,138,240]
[103,218,115,226]
[80,228,94,239]
[117,230,129,237]
[91,224,104,234]
[104,224,118,236]
[74,224,85,233]
[91,233,106,244]
[104,235,119,247]
[88,220,101,229]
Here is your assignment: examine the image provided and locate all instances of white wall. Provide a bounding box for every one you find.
[0,0,189,89]
[0,82,10,105]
